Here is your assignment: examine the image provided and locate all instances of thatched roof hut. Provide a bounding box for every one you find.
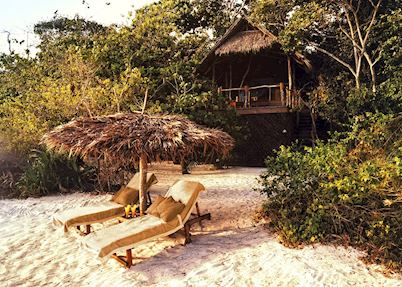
[198,17,312,75]
[42,113,235,167]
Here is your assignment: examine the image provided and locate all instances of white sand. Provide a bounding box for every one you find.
[0,166,400,287]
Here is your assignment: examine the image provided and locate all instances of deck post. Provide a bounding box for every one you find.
[287,55,293,108]
[280,82,285,106]
[244,85,250,108]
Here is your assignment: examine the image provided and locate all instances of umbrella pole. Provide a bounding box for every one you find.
[139,154,148,215]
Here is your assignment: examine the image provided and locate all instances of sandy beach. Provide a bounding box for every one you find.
[0,166,400,287]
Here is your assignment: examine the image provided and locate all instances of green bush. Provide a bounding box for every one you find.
[259,113,401,270]
[17,149,97,198]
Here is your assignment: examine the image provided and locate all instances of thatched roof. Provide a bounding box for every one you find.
[198,17,312,74]
[41,113,235,167]
[215,30,277,56]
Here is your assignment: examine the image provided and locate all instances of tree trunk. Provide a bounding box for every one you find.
[366,58,377,93]
[139,154,148,215]
[355,76,361,91]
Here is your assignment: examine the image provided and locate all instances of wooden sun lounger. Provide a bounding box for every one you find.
[53,173,157,234]
[82,180,210,268]
[112,202,211,268]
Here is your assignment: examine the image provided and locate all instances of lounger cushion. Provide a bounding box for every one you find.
[165,181,205,221]
[126,173,158,190]
[158,197,185,222]
[83,214,181,258]
[148,196,185,222]
[111,186,127,201]
[53,201,125,232]
[146,195,165,215]
[112,187,139,205]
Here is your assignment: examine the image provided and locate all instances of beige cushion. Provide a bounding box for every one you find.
[111,172,158,205]
[160,199,186,222]
[53,201,125,232]
[165,180,205,221]
[148,196,185,222]
[126,173,158,190]
[112,187,139,205]
[111,186,126,202]
[166,181,205,205]
[146,195,165,215]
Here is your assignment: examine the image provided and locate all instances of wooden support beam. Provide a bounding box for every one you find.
[185,213,212,227]
[280,82,285,106]
[112,249,133,269]
[244,85,249,108]
[287,56,293,108]
[287,56,293,91]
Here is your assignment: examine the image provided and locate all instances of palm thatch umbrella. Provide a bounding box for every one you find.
[42,112,235,214]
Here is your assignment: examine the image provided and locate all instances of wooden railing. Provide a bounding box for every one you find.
[218,83,300,109]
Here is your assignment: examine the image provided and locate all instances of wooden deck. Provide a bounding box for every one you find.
[236,106,289,115]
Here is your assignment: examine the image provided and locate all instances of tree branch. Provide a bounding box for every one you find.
[309,43,357,77]
[362,0,382,45]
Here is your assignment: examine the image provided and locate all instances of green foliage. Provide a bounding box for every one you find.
[259,113,402,269]
[249,0,299,36]
[174,0,240,36]
[17,149,96,198]
[0,52,147,153]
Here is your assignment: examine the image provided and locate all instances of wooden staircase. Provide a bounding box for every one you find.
[296,112,314,145]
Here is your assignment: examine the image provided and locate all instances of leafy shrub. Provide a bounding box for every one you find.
[17,149,97,198]
[259,113,401,269]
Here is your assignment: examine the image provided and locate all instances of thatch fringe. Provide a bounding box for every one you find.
[41,113,235,168]
[215,30,277,56]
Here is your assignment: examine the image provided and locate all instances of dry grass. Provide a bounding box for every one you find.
[215,30,277,56]
[42,113,235,168]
